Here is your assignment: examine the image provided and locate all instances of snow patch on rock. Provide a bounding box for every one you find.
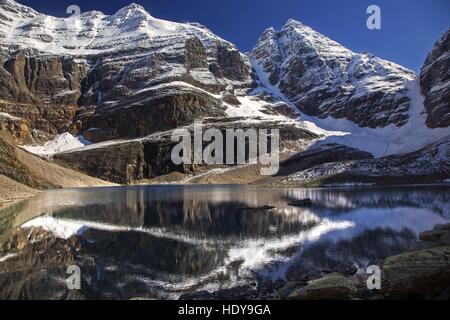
[0,112,21,121]
[22,132,91,156]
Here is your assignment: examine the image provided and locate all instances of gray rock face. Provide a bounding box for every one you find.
[80,86,225,142]
[55,138,184,184]
[0,112,31,142]
[55,120,319,184]
[70,37,252,141]
[185,37,208,69]
[420,28,450,128]
[251,20,416,128]
[0,52,88,137]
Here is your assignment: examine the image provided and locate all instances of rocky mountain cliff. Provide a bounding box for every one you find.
[251,20,416,128]
[0,0,449,185]
[0,0,253,143]
[420,28,450,128]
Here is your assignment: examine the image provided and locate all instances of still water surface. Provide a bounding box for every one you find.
[1,184,449,298]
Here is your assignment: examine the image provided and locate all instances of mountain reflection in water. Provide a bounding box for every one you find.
[0,184,449,299]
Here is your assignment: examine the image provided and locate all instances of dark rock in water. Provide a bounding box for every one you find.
[419,223,450,245]
[326,262,358,277]
[179,290,217,300]
[277,282,305,299]
[179,285,256,300]
[288,198,312,207]
[419,229,448,242]
[435,223,450,231]
[239,205,276,211]
[287,273,360,300]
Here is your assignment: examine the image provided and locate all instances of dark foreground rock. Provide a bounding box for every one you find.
[287,198,312,207]
[381,245,450,299]
[287,273,362,300]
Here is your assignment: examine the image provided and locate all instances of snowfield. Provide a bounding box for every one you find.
[0,0,234,56]
[252,55,449,158]
[296,80,450,157]
[22,133,91,156]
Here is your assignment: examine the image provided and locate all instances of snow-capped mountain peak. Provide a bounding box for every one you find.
[0,0,37,18]
[109,3,152,25]
[116,3,147,13]
[251,19,416,129]
[0,0,231,55]
[1,1,448,163]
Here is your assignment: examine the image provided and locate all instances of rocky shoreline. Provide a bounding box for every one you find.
[0,175,40,207]
[180,223,450,300]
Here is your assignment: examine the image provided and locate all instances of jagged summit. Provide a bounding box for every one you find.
[283,18,304,28]
[118,3,147,12]
[111,3,152,20]
[0,0,232,55]
[0,0,255,147]
[0,0,37,17]
[251,19,416,128]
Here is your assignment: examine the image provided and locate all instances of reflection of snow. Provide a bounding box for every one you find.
[0,112,21,121]
[226,219,355,269]
[16,185,450,298]
[21,215,224,245]
[228,206,449,274]
[22,215,87,239]
[0,253,17,262]
[262,206,450,280]
[318,207,449,244]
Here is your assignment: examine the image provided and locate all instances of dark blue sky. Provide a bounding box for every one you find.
[17,0,449,72]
